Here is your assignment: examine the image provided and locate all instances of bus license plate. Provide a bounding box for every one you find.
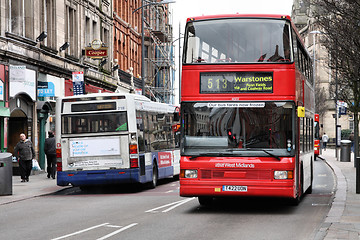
[222,185,247,192]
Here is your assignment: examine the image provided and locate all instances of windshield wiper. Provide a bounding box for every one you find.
[262,150,281,160]
[189,152,236,160]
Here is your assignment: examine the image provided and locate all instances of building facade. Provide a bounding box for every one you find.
[0,0,119,170]
[291,0,353,144]
[0,0,175,173]
[113,0,175,103]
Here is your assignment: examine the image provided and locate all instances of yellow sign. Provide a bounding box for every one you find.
[297,106,305,118]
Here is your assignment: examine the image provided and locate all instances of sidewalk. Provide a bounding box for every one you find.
[0,171,67,205]
[316,148,360,240]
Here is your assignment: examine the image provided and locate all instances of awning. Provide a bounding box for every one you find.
[36,101,53,112]
[0,107,10,117]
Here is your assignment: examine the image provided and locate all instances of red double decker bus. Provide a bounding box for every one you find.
[179,14,315,205]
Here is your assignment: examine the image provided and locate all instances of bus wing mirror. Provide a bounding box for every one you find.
[297,106,305,118]
[173,112,180,121]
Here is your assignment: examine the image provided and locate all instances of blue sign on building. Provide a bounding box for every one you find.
[38,81,55,97]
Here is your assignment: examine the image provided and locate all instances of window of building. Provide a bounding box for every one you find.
[43,0,56,48]
[9,0,34,38]
[66,4,78,57]
[85,16,91,46]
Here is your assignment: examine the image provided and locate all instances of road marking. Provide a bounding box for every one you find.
[52,223,109,240]
[315,184,328,188]
[312,203,330,206]
[97,223,138,240]
[162,198,194,213]
[145,198,195,213]
[318,174,327,177]
[106,225,122,228]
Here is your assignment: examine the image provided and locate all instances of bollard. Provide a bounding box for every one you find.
[357,157,360,194]
[0,153,13,195]
[340,140,351,162]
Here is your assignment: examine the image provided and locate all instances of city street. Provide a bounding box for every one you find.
[0,159,334,240]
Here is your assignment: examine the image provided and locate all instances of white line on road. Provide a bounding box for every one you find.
[105,225,122,228]
[145,198,195,213]
[162,198,194,213]
[97,223,138,240]
[52,223,109,240]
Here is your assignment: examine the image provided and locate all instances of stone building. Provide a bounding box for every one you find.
[0,0,175,173]
[0,0,118,170]
[291,0,353,144]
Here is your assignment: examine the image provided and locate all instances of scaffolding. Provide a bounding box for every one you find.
[143,1,175,104]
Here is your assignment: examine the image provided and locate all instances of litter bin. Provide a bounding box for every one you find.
[340,140,351,162]
[0,153,13,195]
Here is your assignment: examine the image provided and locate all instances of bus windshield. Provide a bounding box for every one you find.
[62,112,128,134]
[182,101,295,157]
[184,18,292,64]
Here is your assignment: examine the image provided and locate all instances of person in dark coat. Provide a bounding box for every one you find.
[44,130,56,179]
[14,133,35,182]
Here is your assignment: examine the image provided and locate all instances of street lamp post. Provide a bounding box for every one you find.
[133,0,176,96]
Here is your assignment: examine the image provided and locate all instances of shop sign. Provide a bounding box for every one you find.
[9,65,36,101]
[85,47,108,58]
[0,80,3,101]
[72,71,85,95]
[85,39,108,59]
[38,81,55,97]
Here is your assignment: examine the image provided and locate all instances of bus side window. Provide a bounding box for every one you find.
[136,111,145,153]
[149,113,156,151]
[143,113,150,152]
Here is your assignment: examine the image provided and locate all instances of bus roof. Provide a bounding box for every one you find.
[186,14,291,22]
[59,92,150,101]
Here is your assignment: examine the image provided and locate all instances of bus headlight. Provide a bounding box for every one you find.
[274,170,293,179]
[181,169,198,178]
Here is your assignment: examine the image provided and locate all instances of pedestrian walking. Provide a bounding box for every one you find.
[44,130,56,179]
[349,131,354,152]
[322,133,329,150]
[14,133,35,182]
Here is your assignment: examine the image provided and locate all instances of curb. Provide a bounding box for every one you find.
[313,157,346,240]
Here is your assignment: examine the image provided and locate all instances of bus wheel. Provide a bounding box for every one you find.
[198,196,213,206]
[149,163,158,189]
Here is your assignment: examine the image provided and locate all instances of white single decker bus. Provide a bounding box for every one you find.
[55,93,180,188]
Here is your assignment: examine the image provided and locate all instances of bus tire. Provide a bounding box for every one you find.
[149,163,158,189]
[198,196,213,206]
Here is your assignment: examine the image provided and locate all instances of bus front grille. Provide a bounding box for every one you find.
[201,169,271,180]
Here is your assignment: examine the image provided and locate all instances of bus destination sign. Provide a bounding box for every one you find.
[200,72,273,93]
